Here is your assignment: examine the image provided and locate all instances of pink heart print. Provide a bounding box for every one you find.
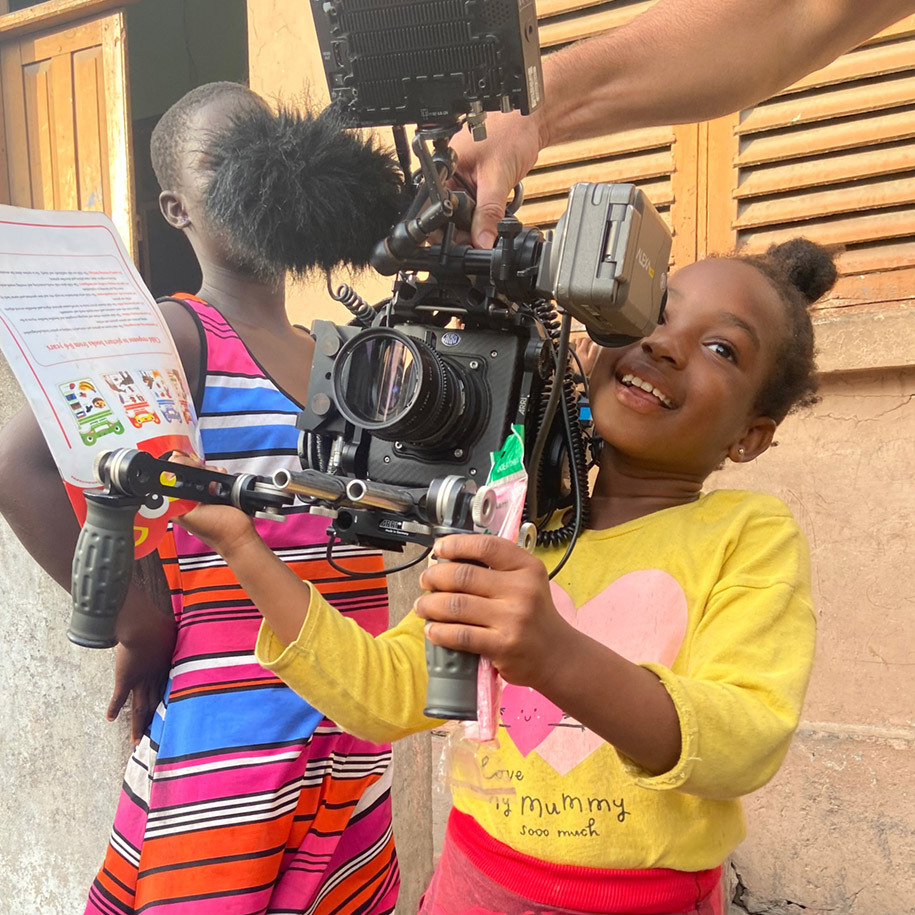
[501,570,688,774]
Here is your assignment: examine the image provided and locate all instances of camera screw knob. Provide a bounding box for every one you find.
[311,393,332,416]
[497,217,522,239]
[471,485,498,529]
[320,335,341,356]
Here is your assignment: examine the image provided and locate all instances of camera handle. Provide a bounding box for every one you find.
[371,123,474,275]
[69,449,293,649]
[70,490,145,648]
[424,515,538,721]
[419,474,486,720]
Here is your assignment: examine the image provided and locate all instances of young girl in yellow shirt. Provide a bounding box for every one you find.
[174,237,836,914]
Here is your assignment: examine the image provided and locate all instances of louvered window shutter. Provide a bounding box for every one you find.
[517,0,698,270]
[705,15,915,310]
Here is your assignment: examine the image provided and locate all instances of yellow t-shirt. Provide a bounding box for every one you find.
[256,490,815,872]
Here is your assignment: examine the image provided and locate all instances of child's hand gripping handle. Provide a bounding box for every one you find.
[69,448,293,649]
[422,477,537,722]
[69,489,143,648]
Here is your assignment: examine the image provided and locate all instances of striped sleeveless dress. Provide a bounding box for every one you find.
[85,296,399,915]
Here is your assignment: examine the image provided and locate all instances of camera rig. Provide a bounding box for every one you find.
[71,0,671,721]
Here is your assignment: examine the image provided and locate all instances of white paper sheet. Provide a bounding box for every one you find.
[0,205,201,555]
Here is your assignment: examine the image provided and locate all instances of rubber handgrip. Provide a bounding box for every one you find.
[68,492,139,649]
[423,641,479,720]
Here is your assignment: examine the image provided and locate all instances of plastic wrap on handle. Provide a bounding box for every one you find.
[68,491,140,649]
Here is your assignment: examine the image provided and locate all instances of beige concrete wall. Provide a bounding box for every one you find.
[707,310,915,913]
[0,358,132,913]
[246,0,396,331]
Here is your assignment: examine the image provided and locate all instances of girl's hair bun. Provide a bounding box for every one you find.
[736,236,840,423]
[766,238,839,304]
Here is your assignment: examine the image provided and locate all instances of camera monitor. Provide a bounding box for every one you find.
[310,0,543,126]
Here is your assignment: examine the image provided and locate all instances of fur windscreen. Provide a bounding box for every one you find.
[202,103,407,280]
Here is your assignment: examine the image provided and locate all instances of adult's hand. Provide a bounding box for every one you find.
[450,107,547,250]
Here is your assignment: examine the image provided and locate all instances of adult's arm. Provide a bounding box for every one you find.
[457,0,915,246]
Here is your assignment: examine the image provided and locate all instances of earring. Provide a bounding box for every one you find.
[177,217,189,228]
[737,447,746,459]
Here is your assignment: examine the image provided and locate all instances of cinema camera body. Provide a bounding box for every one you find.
[299,0,671,545]
[70,0,671,720]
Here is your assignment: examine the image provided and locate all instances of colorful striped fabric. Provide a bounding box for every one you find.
[85,296,399,915]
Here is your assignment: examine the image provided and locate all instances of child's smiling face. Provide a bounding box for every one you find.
[589,257,785,478]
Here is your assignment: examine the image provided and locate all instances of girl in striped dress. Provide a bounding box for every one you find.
[84,82,405,915]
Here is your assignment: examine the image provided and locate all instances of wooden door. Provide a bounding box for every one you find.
[703,14,915,311]
[517,2,915,317]
[516,0,699,271]
[0,9,134,255]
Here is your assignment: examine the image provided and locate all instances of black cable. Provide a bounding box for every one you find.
[521,308,591,576]
[526,311,568,521]
[325,537,432,579]
[570,344,591,399]
[326,275,375,327]
[546,374,586,579]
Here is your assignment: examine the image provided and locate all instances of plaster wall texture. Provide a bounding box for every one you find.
[706,363,915,913]
[245,0,402,331]
[0,357,131,913]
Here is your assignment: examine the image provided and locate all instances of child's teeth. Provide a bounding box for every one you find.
[623,373,672,407]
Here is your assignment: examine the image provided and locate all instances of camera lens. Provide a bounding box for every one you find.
[332,328,482,451]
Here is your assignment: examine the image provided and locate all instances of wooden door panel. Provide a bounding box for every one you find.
[21,56,52,207]
[517,0,698,269]
[1,40,30,204]
[0,10,132,252]
[705,20,915,308]
[72,44,108,211]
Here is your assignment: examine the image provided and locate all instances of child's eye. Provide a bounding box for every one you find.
[707,341,737,362]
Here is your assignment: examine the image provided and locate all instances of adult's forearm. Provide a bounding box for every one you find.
[539,0,914,146]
